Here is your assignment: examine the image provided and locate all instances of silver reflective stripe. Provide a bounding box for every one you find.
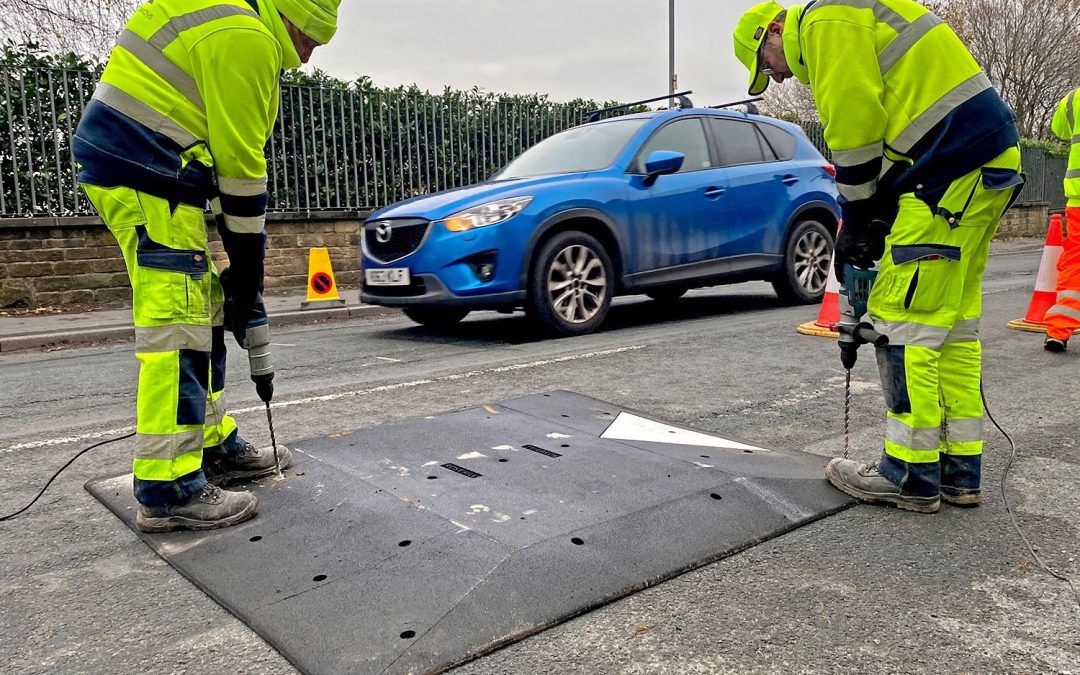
[892,73,992,154]
[204,400,225,428]
[135,324,213,353]
[879,13,943,74]
[945,318,980,343]
[1066,169,1080,179]
[1057,289,1080,302]
[942,417,982,444]
[148,5,258,50]
[875,320,949,348]
[838,178,878,201]
[1073,134,1080,144]
[222,213,266,234]
[116,29,204,110]
[1046,304,1080,322]
[210,197,223,216]
[832,142,882,168]
[136,429,203,460]
[93,82,198,148]
[808,0,908,32]
[218,175,268,197]
[886,417,940,450]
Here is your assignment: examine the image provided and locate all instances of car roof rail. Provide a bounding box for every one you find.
[709,97,764,115]
[585,90,694,123]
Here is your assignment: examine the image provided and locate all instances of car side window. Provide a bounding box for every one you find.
[757,123,796,161]
[708,118,766,166]
[636,118,712,173]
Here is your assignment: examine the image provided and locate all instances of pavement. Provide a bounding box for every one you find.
[0,239,1047,354]
[0,287,398,352]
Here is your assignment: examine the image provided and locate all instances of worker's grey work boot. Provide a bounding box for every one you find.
[940,485,980,506]
[1044,337,1068,353]
[136,483,258,533]
[826,458,940,513]
[204,436,293,486]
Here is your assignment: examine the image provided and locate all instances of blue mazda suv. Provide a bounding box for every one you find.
[361,107,840,336]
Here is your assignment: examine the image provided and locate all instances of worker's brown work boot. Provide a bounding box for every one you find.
[204,435,293,486]
[826,458,940,513]
[136,483,258,533]
[940,485,980,506]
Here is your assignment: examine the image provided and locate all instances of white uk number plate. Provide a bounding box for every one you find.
[365,268,411,286]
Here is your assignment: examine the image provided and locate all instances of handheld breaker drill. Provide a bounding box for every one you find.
[837,263,889,457]
[220,269,281,475]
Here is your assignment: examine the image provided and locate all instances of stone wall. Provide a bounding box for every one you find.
[0,215,364,309]
[0,204,1061,310]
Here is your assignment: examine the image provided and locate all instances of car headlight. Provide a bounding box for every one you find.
[442,196,533,232]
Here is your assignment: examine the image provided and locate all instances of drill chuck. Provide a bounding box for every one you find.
[242,323,275,403]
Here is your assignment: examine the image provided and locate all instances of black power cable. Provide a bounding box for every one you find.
[983,384,1080,611]
[0,432,135,522]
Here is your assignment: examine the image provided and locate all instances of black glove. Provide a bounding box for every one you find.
[216,217,267,347]
[834,195,897,283]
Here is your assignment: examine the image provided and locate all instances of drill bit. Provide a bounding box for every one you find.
[265,401,281,477]
[843,368,851,459]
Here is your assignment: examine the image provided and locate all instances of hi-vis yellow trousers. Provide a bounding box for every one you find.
[869,146,1024,496]
[82,185,237,505]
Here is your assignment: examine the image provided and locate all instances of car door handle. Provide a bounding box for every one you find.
[704,186,726,199]
[780,174,800,186]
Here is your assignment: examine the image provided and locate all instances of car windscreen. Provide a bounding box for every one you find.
[492,119,647,180]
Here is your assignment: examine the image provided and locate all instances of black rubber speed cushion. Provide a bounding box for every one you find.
[87,391,854,675]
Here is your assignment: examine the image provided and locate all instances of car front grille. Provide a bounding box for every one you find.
[364,218,431,263]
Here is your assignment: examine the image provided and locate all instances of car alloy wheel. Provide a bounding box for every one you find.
[772,219,833,304]
[528,230,614,336]
[547,244,608,324]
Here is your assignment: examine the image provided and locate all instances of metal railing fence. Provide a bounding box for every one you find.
[0,65,1069,219]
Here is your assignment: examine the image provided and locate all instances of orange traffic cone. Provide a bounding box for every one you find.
[1008,214,1070,333]
[797,224,842,338]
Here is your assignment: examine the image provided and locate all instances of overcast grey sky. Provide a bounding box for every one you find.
[310,0,761,105]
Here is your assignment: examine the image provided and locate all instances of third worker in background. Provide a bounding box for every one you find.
[733,0,1024,513]
[1043,87,1080,352]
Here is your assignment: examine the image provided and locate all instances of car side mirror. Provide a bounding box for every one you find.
[642,150,684,186]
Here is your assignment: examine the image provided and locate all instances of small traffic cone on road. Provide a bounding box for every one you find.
[797,224,842,338]
[1008,214,1071,334]
[300,247,346,310]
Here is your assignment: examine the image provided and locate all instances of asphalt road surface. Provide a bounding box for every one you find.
[2,245,1077,674]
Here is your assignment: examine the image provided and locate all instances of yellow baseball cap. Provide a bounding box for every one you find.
[732,1,785,96]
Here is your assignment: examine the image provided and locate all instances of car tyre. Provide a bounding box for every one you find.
[772,218,833,305]
[645,287,688,302]
[402,306,470,327]
[527,231,614,337]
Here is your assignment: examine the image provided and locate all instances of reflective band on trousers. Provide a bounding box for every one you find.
[942,416,983,443]
[136,428,204,460]
[92,82,197,148]
[135,324,213,353]
[147,5,258,50]
[873,320,950,348]
[886,417,940,451]
[1047,304,1080,322]
[116,29,204,110]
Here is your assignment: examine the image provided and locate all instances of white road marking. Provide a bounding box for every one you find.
[376,356,401,362]
[1,345,645,454]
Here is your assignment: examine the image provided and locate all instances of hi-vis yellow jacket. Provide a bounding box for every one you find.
[73,0,301,235]
[1051,88,1080,207]
[782,0,1019,218]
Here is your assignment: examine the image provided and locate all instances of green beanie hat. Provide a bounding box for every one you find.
[275,0,340,45]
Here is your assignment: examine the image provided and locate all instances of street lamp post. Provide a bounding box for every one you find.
[668,0,676,106]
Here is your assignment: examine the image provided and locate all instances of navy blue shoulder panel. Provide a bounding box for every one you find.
[72,100,214,207]
[885,88,1019,197]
